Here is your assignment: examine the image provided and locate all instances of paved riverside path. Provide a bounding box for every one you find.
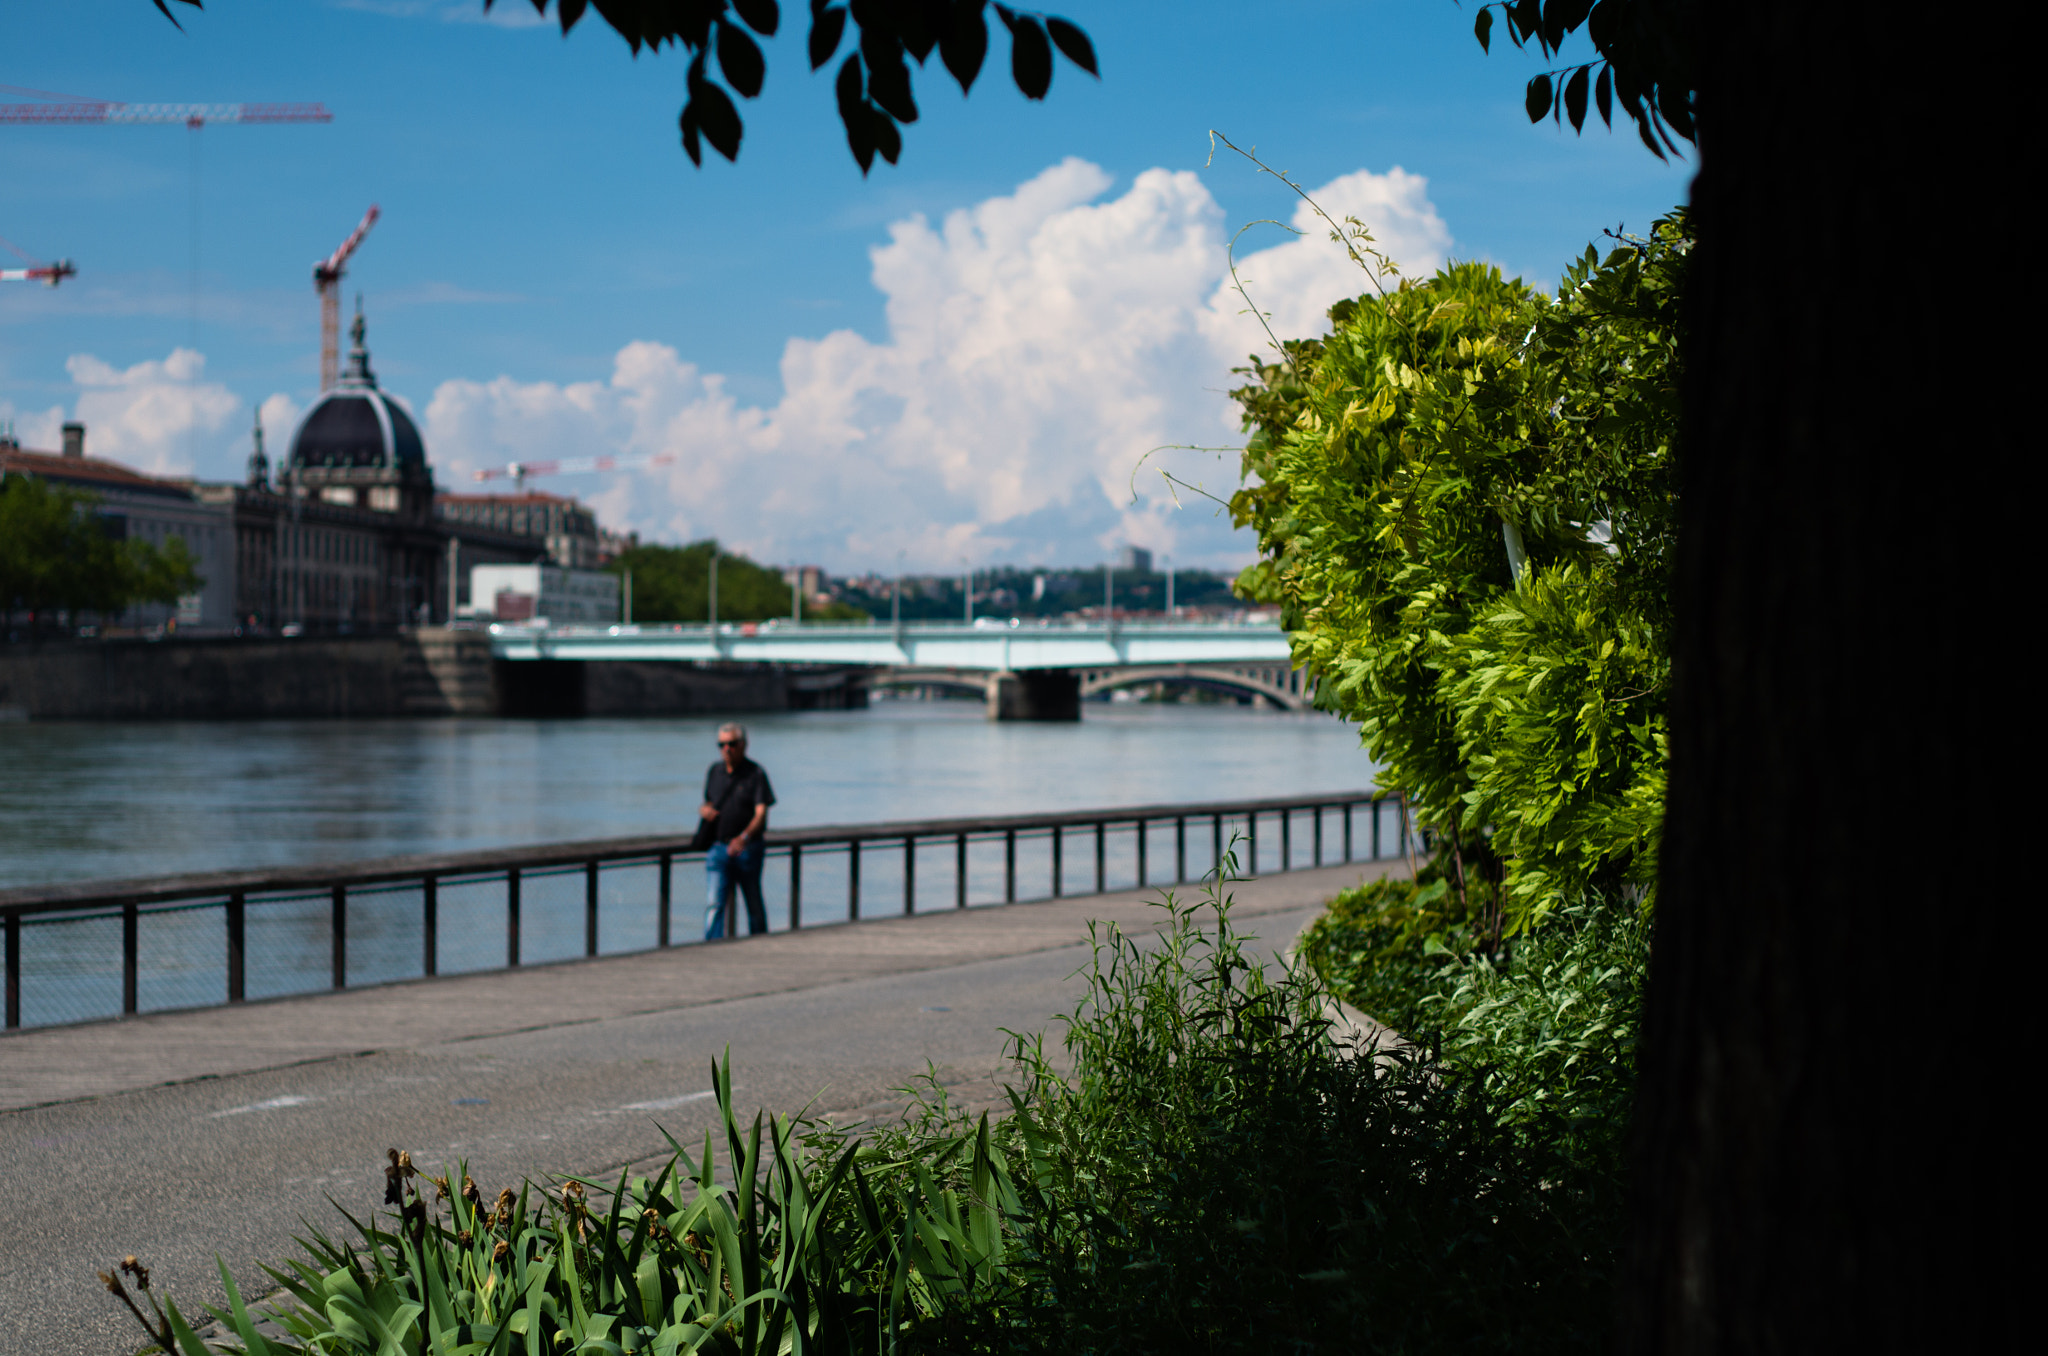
[0,861,1395,1356]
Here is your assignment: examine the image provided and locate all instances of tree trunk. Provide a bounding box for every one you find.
[1623,5,2012,1350]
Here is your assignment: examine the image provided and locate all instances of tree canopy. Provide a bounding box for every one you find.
[1469,0,1695,158]
[0,475,203,631]
[152,0,1096,173]
[606,540,866,622]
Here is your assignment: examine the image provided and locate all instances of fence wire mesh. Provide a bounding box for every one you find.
[17,909,124,1028]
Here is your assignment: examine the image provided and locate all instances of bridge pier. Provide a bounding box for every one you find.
[987,669,1080,721]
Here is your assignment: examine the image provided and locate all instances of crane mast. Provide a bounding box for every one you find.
[314,205,380,390]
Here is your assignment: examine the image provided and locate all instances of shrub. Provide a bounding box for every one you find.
[107,876,1631,1356]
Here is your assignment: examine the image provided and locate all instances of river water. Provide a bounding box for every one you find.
[1,700,1384,1029]
[1,699,1377,890]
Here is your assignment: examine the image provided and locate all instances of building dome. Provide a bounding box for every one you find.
[289,306,426,474]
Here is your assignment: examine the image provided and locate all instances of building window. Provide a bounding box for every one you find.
[368,485,400,512]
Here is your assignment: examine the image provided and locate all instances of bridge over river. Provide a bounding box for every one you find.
[489,619,1307,718]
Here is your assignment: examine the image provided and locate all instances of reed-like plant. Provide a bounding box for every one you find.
[109,864,1630,1355]
[106,1052,1032,1355]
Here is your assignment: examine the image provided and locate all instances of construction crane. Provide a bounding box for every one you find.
[1,232,73,286]
[0,92,331,128]
[314,206,380,390]
[0,259,73,285]
[472,452,677,494]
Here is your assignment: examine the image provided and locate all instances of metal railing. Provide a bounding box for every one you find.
[0,791,1412,1032]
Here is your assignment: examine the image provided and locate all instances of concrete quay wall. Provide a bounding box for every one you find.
[0,629,861,720]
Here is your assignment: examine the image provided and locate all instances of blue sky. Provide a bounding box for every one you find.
[1,0,1687,571]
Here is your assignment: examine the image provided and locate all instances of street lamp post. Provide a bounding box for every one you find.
[892,550,904,636]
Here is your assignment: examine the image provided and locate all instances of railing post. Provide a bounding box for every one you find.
[1373,797,1383,860]
[1094,821,1106,893]
[1212,814,1223,879]
[789,845,802,929]
[506,867,522,967]
[961,832,973,908]
[585,860,601,957]
[330,885,347,990]
[1314,806,1324,867]
[1249,812,1259,876]
[1176,816,1186,883]
[904,836,917,916]
[226,892,246,1003]
[122,900,139,1014]
[423,875,439,976]
[658,853,672,946]
[1052,826,1063,898]
[848,840,861,921]
[1136,819,1147,887]
[1282,809,1292,872]
[1345,802,1354,862]
[1003,829,1016,903]
[6,911,21,1029]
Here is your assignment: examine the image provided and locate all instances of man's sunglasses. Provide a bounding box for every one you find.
[717,739,742,748]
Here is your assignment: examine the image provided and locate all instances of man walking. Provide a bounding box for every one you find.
[701,722,775,939]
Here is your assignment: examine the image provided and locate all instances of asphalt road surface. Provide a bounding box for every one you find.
[0,862,1390,1355]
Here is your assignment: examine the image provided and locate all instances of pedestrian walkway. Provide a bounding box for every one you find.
[0,861,1395,1112]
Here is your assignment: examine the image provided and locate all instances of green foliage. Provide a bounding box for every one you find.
[1302,876,1646,1150]
[1469,0,1696,158]
[122,879,1628,1356]
[0,475,202,629]
[1230,213,1688,931]
[150,2,1095,172]
[125,1052,1031,1355]
[607,541,867,623]
[1294,874,1491,1034]
[844,877,1626,1354]
[515,0,1095,173]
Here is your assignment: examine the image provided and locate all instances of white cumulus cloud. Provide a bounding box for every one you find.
[424,158,1454,571]
[63,348,241,476]
[0,400,67,453]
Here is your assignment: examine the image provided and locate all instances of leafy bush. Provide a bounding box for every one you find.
[1301,874,1647,1193]
[1294,873,1489,1035]
[857,878,1629,1355]
[1230,214,1688,932]
[110,877,1629,1356]
[104,1053,1033,1355]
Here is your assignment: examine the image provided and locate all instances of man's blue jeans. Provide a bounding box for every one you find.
[705,839,768,939]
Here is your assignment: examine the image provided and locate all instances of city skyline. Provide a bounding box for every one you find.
[3,0,1686,571]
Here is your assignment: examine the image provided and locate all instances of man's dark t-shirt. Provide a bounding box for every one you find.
[704,758,776,844]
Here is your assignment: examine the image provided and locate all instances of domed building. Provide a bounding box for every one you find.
[195,302,552,634]
[285,305,434,522]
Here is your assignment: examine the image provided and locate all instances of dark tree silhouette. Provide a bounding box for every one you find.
[152,0,1096,172]
[1605,7,2007,1352]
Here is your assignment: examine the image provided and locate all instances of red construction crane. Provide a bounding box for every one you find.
[1,232,73,286]
[314,206,380,390]
[472,452,677,494]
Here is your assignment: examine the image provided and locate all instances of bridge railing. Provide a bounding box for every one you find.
[0,791,1411,1032]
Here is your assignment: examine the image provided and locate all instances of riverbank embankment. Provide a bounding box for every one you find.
[0,629,866,720]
